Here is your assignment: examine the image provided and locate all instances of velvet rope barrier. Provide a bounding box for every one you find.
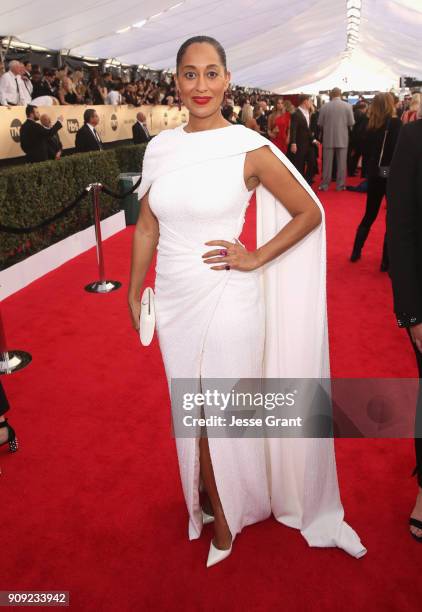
[0,175,141,235]
[100,173,142,199]
[84,183,122,294]
[0,188,90,234]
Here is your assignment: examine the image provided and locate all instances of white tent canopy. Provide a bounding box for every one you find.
[1,0,422,91]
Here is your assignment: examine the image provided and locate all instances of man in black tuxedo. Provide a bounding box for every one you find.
[348,101,369,177]
[75,109,103,153]
[40,113,63,159]
[256,100,271,139]
[132,112,151,144]
[32,69,58,100]
[387,117,422,540]
[19,105,63,163]
[289,94,315,181]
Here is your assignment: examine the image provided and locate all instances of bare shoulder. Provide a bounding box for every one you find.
[244,145,289,189]
[245,144,276,166]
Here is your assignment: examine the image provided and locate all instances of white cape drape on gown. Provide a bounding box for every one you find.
[137,123,367,559]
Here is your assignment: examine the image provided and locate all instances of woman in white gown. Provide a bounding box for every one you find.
[128,36,367,567]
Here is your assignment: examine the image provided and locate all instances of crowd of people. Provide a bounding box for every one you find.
[224,89,421,187]
[17,105,152,163]
[0,59,182,107]
[1,58,419,193]
[7,72,422,215]
[0,59,269,109]
[228,89,421,273]
[3,59,422,277]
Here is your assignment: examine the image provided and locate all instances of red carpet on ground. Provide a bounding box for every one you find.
[0,180,420,611]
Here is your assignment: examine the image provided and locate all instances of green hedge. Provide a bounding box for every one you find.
[0,143,147,270]
[114,143,147,173]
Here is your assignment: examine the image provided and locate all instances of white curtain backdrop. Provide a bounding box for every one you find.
[1,0,421,90]
[360,0,422,80]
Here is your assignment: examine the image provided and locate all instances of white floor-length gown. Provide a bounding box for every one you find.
[137,122,367,559]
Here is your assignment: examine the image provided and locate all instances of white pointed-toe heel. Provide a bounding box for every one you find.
[206,539,232,568]
[202,510,215,525]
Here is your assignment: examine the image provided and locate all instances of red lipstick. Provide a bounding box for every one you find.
[192,96,212,105]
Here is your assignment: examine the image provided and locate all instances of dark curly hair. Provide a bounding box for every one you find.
[176,35,227,74]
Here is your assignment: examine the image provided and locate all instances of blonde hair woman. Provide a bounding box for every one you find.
[58,74,81,105]
[240,100,253,124]
[283,99,295,114]
[71,70,86,102]
[242,103,261,132]
[402,93,421,124]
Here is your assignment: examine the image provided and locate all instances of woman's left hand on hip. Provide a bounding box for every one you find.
[202,238,261,271]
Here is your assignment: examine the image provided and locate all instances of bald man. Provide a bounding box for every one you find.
[40,113,63,159]
[317,87,355,191]
[132,112,151,144]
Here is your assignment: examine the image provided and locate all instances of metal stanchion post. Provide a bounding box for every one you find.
[0,306,31,375]
[85,183,121,294]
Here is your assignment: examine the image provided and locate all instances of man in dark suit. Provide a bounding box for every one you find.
[386,117,422,541]
[75,109,103,153]
[132,112,151,144]
[19,105,63,163]
[256,100,271,139]
[348,101,369,177]
[32,69,58,100]
[289,94,315,180]
[40,113,63,159]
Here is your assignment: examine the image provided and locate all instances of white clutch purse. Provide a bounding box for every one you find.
[139,286,155,346]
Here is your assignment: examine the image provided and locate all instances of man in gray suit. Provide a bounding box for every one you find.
[317,87,355,191]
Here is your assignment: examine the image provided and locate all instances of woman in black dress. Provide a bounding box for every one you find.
[350,93,401,270]
[87,77,106,105]
[386,115,422,541]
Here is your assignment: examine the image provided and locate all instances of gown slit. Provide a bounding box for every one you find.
[190,203,257,541]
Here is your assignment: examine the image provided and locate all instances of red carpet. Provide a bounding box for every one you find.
[0,182,420,611]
